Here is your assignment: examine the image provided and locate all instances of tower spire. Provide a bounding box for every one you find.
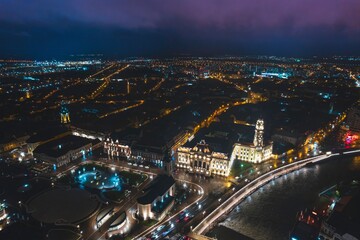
[60,101,70,124]
[253,119,264,148]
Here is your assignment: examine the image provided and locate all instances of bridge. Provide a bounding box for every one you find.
[192,150,360,235]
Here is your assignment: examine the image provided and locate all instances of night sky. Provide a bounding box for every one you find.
[1,0,360,59]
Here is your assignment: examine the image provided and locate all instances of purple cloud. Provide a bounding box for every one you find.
[0,0,359,33]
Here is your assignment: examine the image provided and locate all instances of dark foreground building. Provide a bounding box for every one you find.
[137,174,175,221]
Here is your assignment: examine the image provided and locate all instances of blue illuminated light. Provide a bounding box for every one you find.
[76,168,122,191]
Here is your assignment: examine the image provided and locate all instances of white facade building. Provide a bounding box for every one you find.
[176,119,273,175]
[232,119,273,163]
[177,140,231,177]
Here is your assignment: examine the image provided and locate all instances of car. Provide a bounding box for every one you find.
[127,162,132,166]
[139,164,144,168]
[176,211,186,222]
[145,166,149,169]
[162,225,175,237]
[184,215,193,222]
[156,225,165,231]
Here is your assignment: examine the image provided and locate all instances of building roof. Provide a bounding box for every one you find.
[109,211,126,228]
[184,121,254,154]
[34,135,95,158]
[27,126,70,143]
[327,193,360,238]
[290,221,319,240]
[96,206,113,223]
[137,174,175,205]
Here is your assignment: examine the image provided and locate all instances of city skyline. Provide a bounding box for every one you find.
[1,1,360,239]
[1,0,360,59]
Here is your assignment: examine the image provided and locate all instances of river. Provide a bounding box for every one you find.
[207,155,360,240]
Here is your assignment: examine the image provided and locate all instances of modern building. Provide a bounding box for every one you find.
[96,206,114,229]
[106,211,127,237]
[232,119,273,163]
[137,174,176,221]
[33,135,102,167]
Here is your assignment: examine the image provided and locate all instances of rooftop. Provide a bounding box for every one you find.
[34,135,98,158]
[327,192,360,238]
[27,126,70,143]
[137,174,175,205]
[184,121,255,154]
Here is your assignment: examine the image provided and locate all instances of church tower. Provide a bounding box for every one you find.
[60,102,70,124]
[253,119,264,149]
[163,148,174,176]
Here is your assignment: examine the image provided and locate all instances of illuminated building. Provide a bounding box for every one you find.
[176,119,273,174]
[104,129,187,167]
[71,126,105,141]
[104,137,166,166]
[199,68,210,79]
[60,102,70,124]
[257,72,289,79]
[107,212,127,237]
[343,132,359,145]
[96,207,114,229]
[232,119,273,163]
[0,135,29,153]
[177,140,231,177]
[104,138,131,158]
[137,175,175,221]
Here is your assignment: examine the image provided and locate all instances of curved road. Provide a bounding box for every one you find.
[192,151,358,235]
